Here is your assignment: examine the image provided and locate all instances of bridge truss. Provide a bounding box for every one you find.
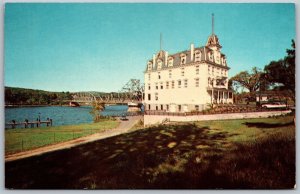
[71,79,144,104]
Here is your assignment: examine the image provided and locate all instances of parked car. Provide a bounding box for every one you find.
[120,114,128,121]
[261,102,287,109]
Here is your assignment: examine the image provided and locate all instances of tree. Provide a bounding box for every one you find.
[230,67,263,93]
[264,39,295,100]
[89,101,105,122]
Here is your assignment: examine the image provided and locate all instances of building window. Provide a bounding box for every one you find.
[172,81,175,89]
[169,70,172,78]
[196,65,199,75]
[181,58,186,64]
[155,93,158,101]
[158,72,161,79]
[178,105,182,112]
[148,104,151,110]
[160,83,163,89]
[229,92,232,98]
[195,105,199,111]
[209,52,213,61]
[156,83,158,90]
[166,105,169,111]
[195,78,199,87]
[156,106,158,110]
[148,73,151,81]
[178,80,182,88]
[181,68,185,76]
[166,81,169,89]
[180,54,187,65]
[168,57,173,67]
[184,79,188,88]
[208,65,211,75]
[195,50,201,62]
[148,94,151,100]
[147,62,152,71]
[157,60,162,70]
[148,84,151,90]
[161,105,163,110]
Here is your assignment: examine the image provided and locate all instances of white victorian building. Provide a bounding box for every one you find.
[143,19,233,113]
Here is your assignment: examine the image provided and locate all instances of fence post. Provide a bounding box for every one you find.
[21,138,24,152]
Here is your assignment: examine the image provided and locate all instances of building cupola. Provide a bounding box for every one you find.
[206,14,222,50]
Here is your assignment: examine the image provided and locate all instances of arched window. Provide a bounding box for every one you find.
[209,52,213,62]
[168,57,174,67]
[194,50,201,62]
[147,62,152,71]
[157,59,162,70]
[180,53,187,65]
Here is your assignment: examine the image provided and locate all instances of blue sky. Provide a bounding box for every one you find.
[5,3,295,92]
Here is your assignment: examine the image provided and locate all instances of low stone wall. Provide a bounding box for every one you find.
[144,110,292,126]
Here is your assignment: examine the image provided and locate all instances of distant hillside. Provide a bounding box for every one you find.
[5,87,72,106]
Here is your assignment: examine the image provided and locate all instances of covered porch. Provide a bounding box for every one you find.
[207,88,233,104]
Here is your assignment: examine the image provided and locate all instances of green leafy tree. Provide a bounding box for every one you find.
[230,67,263,93]
[264,39,295,100]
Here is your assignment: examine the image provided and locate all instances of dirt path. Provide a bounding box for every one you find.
[5,116,143,162]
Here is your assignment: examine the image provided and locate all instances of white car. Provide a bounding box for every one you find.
[261,102,287,109]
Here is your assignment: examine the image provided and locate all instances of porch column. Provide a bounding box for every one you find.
[228,91,230,100]
[217,90,220,104]
[223,91,224,103]
[211,89,214,104]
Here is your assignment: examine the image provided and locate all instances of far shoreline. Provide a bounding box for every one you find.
[5,104,73,108]
[5,104,128,108]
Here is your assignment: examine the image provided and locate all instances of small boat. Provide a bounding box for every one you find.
[69,102,80,107]
[128,102,139,107]
[127,102,142,112]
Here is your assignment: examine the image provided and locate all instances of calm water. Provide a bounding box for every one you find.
[5,105,128,128]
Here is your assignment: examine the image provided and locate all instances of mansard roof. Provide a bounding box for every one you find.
[147,46,228,71]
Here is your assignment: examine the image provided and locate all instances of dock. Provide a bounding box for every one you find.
[6,118,53,129]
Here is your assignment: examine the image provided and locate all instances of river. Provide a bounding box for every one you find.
[5,105,129,128]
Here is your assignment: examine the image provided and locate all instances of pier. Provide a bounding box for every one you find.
[6,118,53,129]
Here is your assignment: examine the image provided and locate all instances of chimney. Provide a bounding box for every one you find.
[190,43,194,61]
[153,54,156,68]
[165,51,168,66]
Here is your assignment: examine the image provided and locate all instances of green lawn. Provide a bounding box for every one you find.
[5,119,119,154]
[5,115,295,189]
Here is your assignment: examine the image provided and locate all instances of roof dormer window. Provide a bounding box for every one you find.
[195,50,201,62]
[180,53,187,65]
[157,59,163,70]
[147,61,152,71]
[168,57,173,67]
[209,52,213,62]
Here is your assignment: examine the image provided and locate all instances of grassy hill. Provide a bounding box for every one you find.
[5,115,295,189]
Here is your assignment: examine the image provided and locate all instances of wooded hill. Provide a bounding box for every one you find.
[5,87,73,106]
